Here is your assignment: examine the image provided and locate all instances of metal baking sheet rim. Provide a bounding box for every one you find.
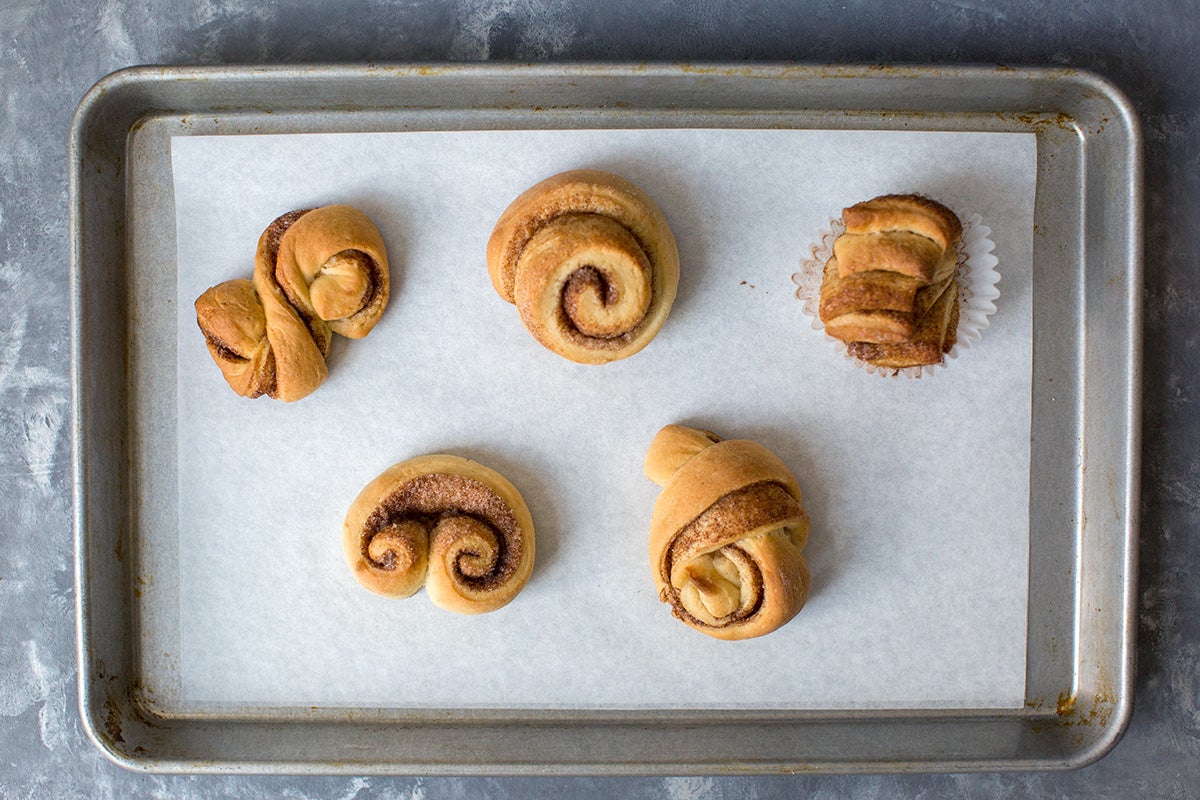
[69,62,1143,775]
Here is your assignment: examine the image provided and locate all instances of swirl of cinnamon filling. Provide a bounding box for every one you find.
[485,169,680,364]
[343,455,536,614]
[644,425,811,640]
[194,204,390,402]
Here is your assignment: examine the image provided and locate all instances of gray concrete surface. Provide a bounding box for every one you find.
[2,0,1197,797]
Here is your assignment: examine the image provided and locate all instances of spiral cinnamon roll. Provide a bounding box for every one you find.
[343,455,535,614]
[195,205,390,401]
[644,425,810,640]
[486,169,680,364]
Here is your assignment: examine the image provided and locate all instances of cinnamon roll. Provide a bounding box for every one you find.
[818,194,961,368]
[195,204,390,401]
[343,455,535,614]
[486,169,680,364]
[643,425,811,640]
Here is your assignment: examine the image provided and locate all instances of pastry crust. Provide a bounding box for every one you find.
[644,425,810,641]
[343,454,535,614]
[842,194,963,252]
[195,205,390,401]
[486,169,680,364]
[819,257,924,319]
[833,231,945,283]
[194,278,277,398]
[848,279,960,369]
[818,194,962,369]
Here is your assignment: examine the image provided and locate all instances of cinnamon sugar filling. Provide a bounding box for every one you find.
[663,481,802,628]
[530,212,657,349]
[327,249,384,320]
[362,473,522,589]
[262,208,331,353]
[201,332,248,363]
[260,208,313,264]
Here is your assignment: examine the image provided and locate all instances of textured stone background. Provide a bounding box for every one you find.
[2,0,1197,797]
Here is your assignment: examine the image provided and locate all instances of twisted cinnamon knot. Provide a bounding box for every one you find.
[194,205,390,401]
[644,425,810,640]
[343,455,535,615]
[486,169,680,364]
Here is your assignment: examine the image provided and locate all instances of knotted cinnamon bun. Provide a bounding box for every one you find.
[195,205,390,401]
[644,425,811,640]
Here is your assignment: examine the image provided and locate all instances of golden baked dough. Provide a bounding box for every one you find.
[195,205,390,401]
[833,231,947,283]
[848,279,960,369]
[842,194,963,252]
[644,425,810,641]
[820,257,918,344]
[193,278,276,398]
[819,258,924,319]
[486,169,680,364]
[818,194,962,369]
[343,454,535,614]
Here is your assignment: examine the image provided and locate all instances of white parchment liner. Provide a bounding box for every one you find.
[167,128,1037,712]
[792,213,1000,378]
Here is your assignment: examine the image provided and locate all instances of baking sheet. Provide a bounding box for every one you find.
[170,128,1036,710]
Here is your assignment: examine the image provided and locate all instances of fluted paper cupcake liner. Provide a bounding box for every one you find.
[791,212,1000,379]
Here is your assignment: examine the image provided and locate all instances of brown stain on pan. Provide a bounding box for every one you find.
[365,65,450,77]
[103,692,126,744]
[1107,469,1123,522]
[998,111,1079,133]
[98,672,166,754]
[97,661,126,747]
[677,63,932,79]
[1028,680,1117,735]
[133,570,153,598]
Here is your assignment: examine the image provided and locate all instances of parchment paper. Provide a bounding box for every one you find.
[171,128,1036,709]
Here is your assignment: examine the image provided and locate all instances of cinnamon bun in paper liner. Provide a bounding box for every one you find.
[343,455,535,615]
[792,200,999,379]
